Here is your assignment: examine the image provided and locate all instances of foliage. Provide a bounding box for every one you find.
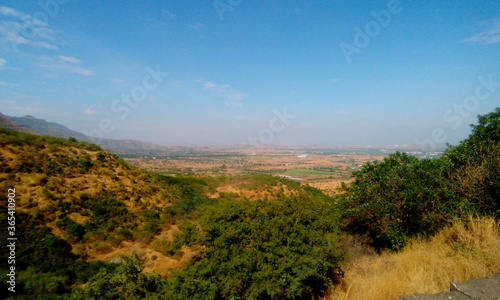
[155,174,212,215]
[81,195,134,234]
[0,212,116,299]
[339,108,500,249]
[0,128,101,151]
[55,216,86,242]
[444,107,500,216]
[164,194,344,299]
[339,152,464,249]
[70,254,163,300]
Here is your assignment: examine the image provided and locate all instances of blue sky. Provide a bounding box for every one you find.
[0,0,499,147]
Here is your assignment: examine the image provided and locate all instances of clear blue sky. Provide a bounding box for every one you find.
[0,0,499,146]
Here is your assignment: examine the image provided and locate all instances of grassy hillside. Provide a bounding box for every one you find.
[0,128,206,298]
[0,128,343,299]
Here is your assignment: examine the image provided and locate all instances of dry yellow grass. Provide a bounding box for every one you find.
[326,216,500,300]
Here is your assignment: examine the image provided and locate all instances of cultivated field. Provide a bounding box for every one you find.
[123,146,432,195]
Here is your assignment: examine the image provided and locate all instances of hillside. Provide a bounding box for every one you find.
[0,129,186,267]
[0,128,336,298]
[8,114,89,141]
[0,112,168,153]
[95,138,169,154]
[0,112,29,133]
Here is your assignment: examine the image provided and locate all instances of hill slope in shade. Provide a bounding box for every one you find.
[9,114,89,141]
[0,112,30,132]
[0,112,168,152]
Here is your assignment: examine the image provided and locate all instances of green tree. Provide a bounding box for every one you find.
[339,152,461,249]
[164,194,344,299]
[71,254,163,299]
[444,107,500,216]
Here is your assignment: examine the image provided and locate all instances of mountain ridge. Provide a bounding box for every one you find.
[0,112,168,153]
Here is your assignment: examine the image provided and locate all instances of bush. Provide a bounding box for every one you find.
[444,107,500,216]
[339,108,500,249]
[339,152,464,250]
[70,254,162,299]
[164,195,344,299]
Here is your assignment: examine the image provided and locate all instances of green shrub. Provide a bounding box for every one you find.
[70,254,162,299]
[339,152,463,250]
[164,195,344,299]
[444,107,500,216]
[339,108,500,249]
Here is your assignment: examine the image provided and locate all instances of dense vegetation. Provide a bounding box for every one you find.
[164,193,343,299]
[0,108,498,299]
[339,108,500,250]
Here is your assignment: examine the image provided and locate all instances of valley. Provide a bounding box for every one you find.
[123,145,439,195]
[0,108,497,300]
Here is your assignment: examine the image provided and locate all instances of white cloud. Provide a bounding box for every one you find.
[0,6,58,50]
[0,21,30,45]
[110,77,122,83]
[70,67,94,76]
[83,108,97,115]
[465,18,500,45]
[203,81,229,92]
[224,91,247,107]
[203,81,216,89]
[59,55,81,64]
[43,73,58,79]
[0,6,30,20]
[0,81,20,86]
[31,40,58,50]
[199,80,248,107]
[39,55,94,76]
[0,58,21,71]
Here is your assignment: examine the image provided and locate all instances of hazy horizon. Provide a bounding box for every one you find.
[1,1,499,147]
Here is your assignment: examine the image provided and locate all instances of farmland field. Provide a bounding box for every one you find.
[122,145,438,195]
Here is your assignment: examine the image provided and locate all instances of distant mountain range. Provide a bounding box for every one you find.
[0,112,168,153]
